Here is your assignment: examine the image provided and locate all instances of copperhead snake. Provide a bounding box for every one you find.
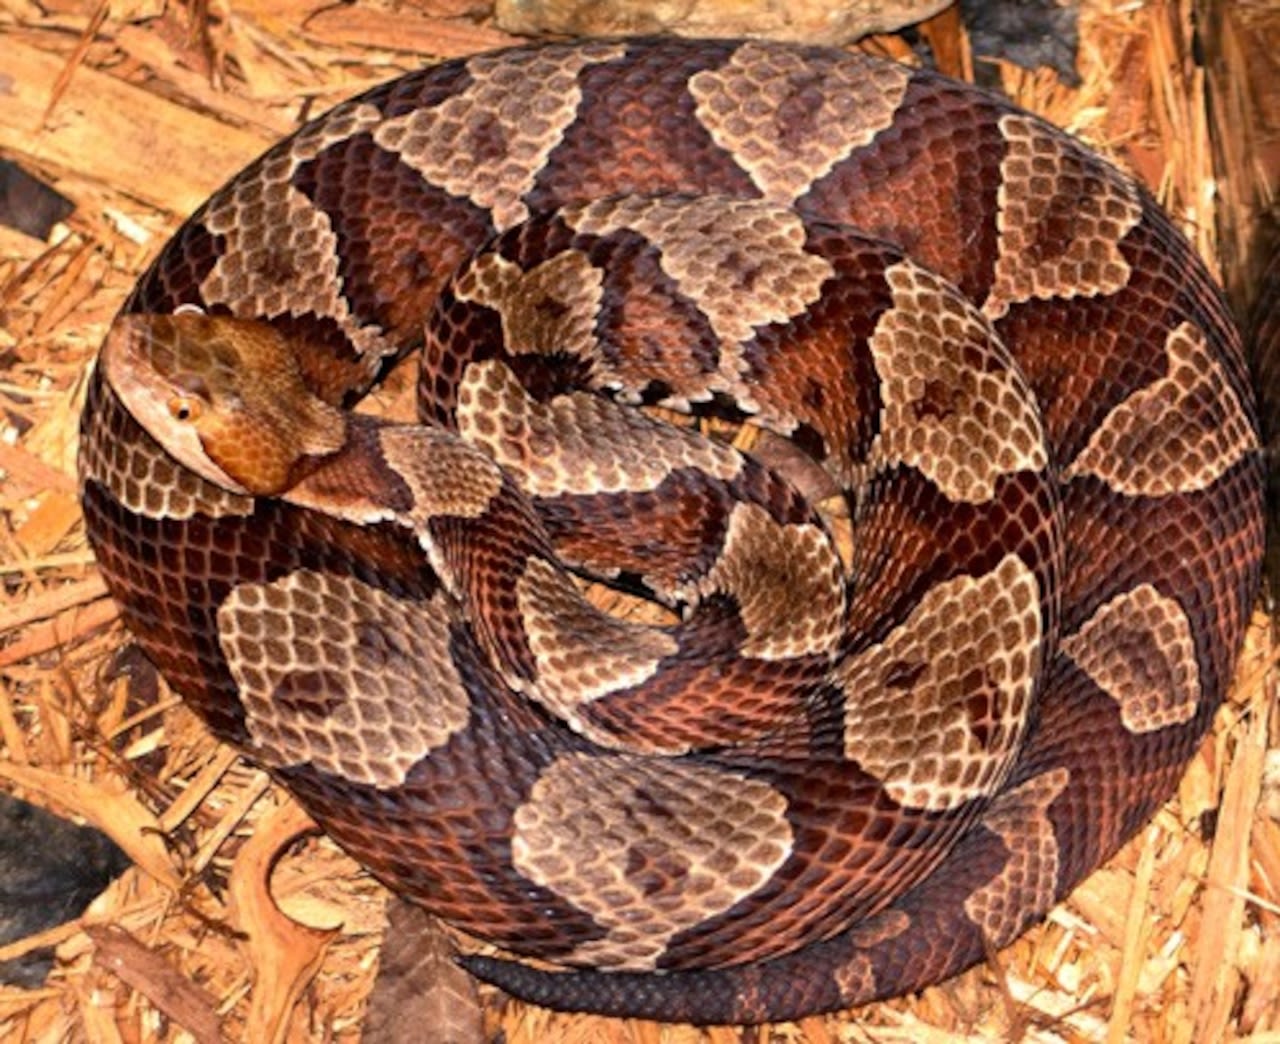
[79,37,1266,1024]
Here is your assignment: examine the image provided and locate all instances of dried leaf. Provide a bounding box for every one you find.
[364,898,484,1044]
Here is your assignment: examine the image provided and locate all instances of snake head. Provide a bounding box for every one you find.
[100,311,348,496]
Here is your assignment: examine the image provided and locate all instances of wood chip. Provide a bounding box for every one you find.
[302,8,521,55]
[1190,671,1272,1039]
[86,923,225,1044]
[0,39,273,216]
[227,800,339,1044]
[0,574,109,634]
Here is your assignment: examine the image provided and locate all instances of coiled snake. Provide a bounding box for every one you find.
[79,37,1266,1024]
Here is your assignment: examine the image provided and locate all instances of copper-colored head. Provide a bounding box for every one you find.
[100,311,347,496]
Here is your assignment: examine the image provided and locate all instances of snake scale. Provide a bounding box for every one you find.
[79,37,1266,1024]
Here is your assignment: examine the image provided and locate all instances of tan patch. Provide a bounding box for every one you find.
[838,554,1042,811]
[963,768,1070,945]
[985,114,1142,320]
[453,250,604,364]
[455,359,744,497]
[847,909,911,948]
[200,102,390,360]
[868,260,1047,502]
[831,953,876,1004]
[832,910,910,1002]
[374,43,626,231]
[218,571,470,788]
[565,196,833,355]
[379,425,504,521]
[1062,584,1200,733]
[694,503,845,660]
[512,753,793,969]
[516,558,678,734]
[1063,322,1259,495]
[689,42,911,203]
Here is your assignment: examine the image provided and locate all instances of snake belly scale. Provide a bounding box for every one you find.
[79,36,1265,1024]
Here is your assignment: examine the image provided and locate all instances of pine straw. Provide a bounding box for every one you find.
[1,1,1277,1041]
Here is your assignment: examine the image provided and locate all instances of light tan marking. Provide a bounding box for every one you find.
[1063,322,1259,495]
[1062,584,1200,733]
[832,953,876,1003]
[565,196,833,353]
[512,753,793,969]
[218,571,470,788]
[516,558,678,736]
[379,425,504,520]
[375,43,627,231]
[693,503,845,660]
[455,359,744,498]
[200,101,391,361]
[848,909,911,947]
[832,911,910,1001]
[838,554,1041,811]
[689,42,911,202]
[963,768,1070,944]
[453,250,605,363]
[868,260,1048,502]
[451,245,726,407]
[985,114,1142,320]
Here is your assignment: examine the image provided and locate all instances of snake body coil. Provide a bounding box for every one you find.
[80,37,1265,1024]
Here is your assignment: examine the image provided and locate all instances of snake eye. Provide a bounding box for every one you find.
[167,396,202,423]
